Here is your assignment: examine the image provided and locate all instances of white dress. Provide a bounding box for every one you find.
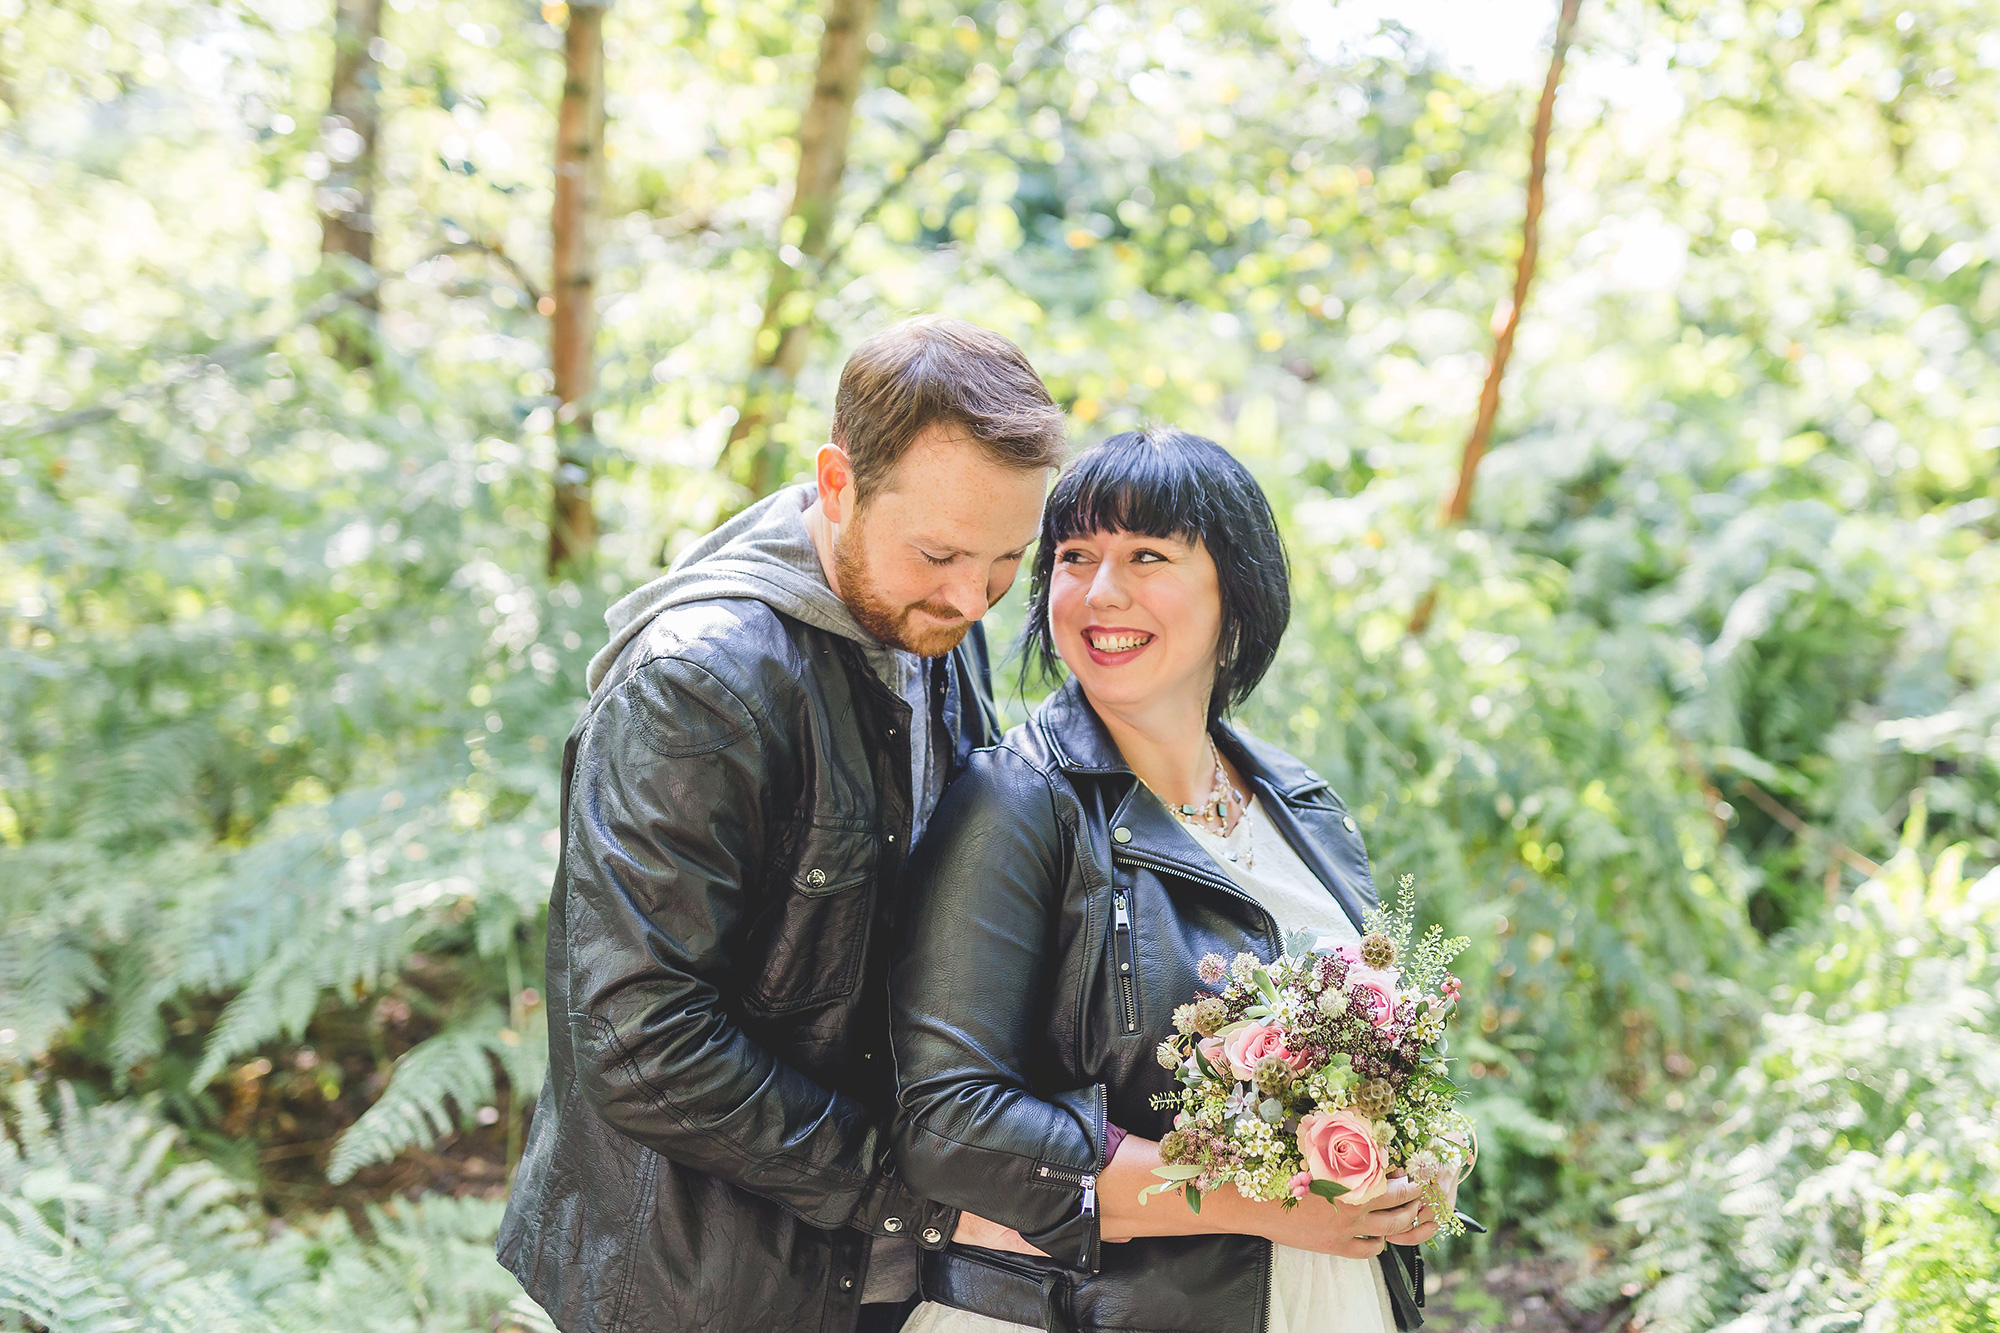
[903,798,1396,1333]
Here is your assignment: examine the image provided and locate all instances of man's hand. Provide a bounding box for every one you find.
[952,1211,1047,1256]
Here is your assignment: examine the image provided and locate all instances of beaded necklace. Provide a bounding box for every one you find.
[1144,739,1254,866]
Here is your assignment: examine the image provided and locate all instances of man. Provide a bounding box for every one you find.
[498,316,1068,1333]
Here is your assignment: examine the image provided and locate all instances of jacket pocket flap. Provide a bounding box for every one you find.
[792,822,879,897]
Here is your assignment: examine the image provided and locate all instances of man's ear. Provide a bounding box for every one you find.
[814,443,857,523]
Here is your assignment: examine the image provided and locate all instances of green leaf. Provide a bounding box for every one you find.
[1152,1163,1204,1180]
[1185,1184,1202,1214]
[1309,1179,1351,1203]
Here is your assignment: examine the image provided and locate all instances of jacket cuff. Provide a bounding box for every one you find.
[1015,1083,1107,1272]
[856,1159,960,1246]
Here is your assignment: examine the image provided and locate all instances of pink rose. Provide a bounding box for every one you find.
[1348,973,1398,1030]
[1297,1110,1389,1204]
[1196,1036,1227,1075]
[1217,1023,1308,1080]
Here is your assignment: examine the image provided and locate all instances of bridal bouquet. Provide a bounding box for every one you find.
[1143,876,1475,1237]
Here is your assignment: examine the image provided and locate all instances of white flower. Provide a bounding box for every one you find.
[1318,988,1350,1016]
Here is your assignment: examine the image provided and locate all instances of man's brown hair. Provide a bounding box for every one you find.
[832,315,1069,499]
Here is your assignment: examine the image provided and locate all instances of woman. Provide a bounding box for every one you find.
[890,429,1455,1333]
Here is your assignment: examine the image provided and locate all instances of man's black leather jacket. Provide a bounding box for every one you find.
[890,680,1424,1332]
[498,597,1000,1333]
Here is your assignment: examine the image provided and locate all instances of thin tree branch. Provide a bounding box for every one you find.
[1408,0,1582,636]
[1732,778,1885,878]
[819,17,1085,277]
[432,239,545,306]
[10,280,381,441]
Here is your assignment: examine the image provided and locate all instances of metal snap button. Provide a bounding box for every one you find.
[922,1227,943,1245]
[1112,827,1131,843]
[840,1276,855,1290]
[883,1216,904,1233]
[1342,816,1357,832]
[806,867,826,887]
[887,834,896,843]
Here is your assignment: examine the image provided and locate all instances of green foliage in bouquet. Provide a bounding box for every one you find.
[1146,880,1474,1234]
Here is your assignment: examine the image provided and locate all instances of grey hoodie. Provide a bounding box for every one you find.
[587,482,949,861]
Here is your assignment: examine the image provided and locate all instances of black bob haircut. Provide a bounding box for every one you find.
[1021,427,1291,723]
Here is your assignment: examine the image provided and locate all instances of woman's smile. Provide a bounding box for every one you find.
[1084,625,1156,664]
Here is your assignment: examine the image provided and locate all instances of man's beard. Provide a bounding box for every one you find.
[833,516,973,658]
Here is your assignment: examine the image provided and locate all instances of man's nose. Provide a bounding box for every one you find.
[942,567,991,622]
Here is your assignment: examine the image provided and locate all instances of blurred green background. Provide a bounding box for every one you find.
[3,0,1998,1329]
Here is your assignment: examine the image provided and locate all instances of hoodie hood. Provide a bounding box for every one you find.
[585,483,888,693]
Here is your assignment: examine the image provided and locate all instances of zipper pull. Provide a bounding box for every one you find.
[1113,893,1130,929]
[1079,1174,1097,1218]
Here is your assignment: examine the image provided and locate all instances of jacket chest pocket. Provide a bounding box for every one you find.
[744,821,881,1013]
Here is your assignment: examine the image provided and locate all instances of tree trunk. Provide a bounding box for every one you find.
[547,1,607,577]
[319,0,383,367]
[1408,0,1582,636]
[722,0,880,499]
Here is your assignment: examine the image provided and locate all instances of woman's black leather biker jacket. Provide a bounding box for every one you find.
[891,680,1424,1332]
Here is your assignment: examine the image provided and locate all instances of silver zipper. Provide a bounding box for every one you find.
[1112,892,1138,1034]
[1265,1240,1277,1331]
[1112,847,1282,954]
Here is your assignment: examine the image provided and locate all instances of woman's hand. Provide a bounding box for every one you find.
[1255,1174,1428,1259]
[1378,1170,1458,1247]
[1097,1132,1435,1256]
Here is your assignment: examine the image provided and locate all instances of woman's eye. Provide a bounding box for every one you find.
[1132,549,1166,563]
[921,551,954,567]
[1057,549,1092,564]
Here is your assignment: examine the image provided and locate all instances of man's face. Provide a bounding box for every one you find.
[825,425,1050,657]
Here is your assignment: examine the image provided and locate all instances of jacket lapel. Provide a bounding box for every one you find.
[1034,681,1377,937]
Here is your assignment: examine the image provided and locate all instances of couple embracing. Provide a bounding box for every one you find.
[498,316,1457,1333]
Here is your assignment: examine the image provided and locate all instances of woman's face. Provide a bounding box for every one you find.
[1048,528,1222,722]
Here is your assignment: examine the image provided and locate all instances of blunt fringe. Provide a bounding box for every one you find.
[1022,428,1291,722]
[833,315,1070,499]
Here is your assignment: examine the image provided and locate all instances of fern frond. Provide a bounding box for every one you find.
[2,1086,536,1333]
[0,901,104,1061]
[271,1195,525,1333]
[326,1008,511,1185]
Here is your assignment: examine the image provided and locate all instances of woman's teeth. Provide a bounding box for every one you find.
[1088,631,1152,653]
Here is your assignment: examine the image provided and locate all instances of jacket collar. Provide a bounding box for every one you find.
[1034,678,1370,933]
[1034,678,1326,797]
